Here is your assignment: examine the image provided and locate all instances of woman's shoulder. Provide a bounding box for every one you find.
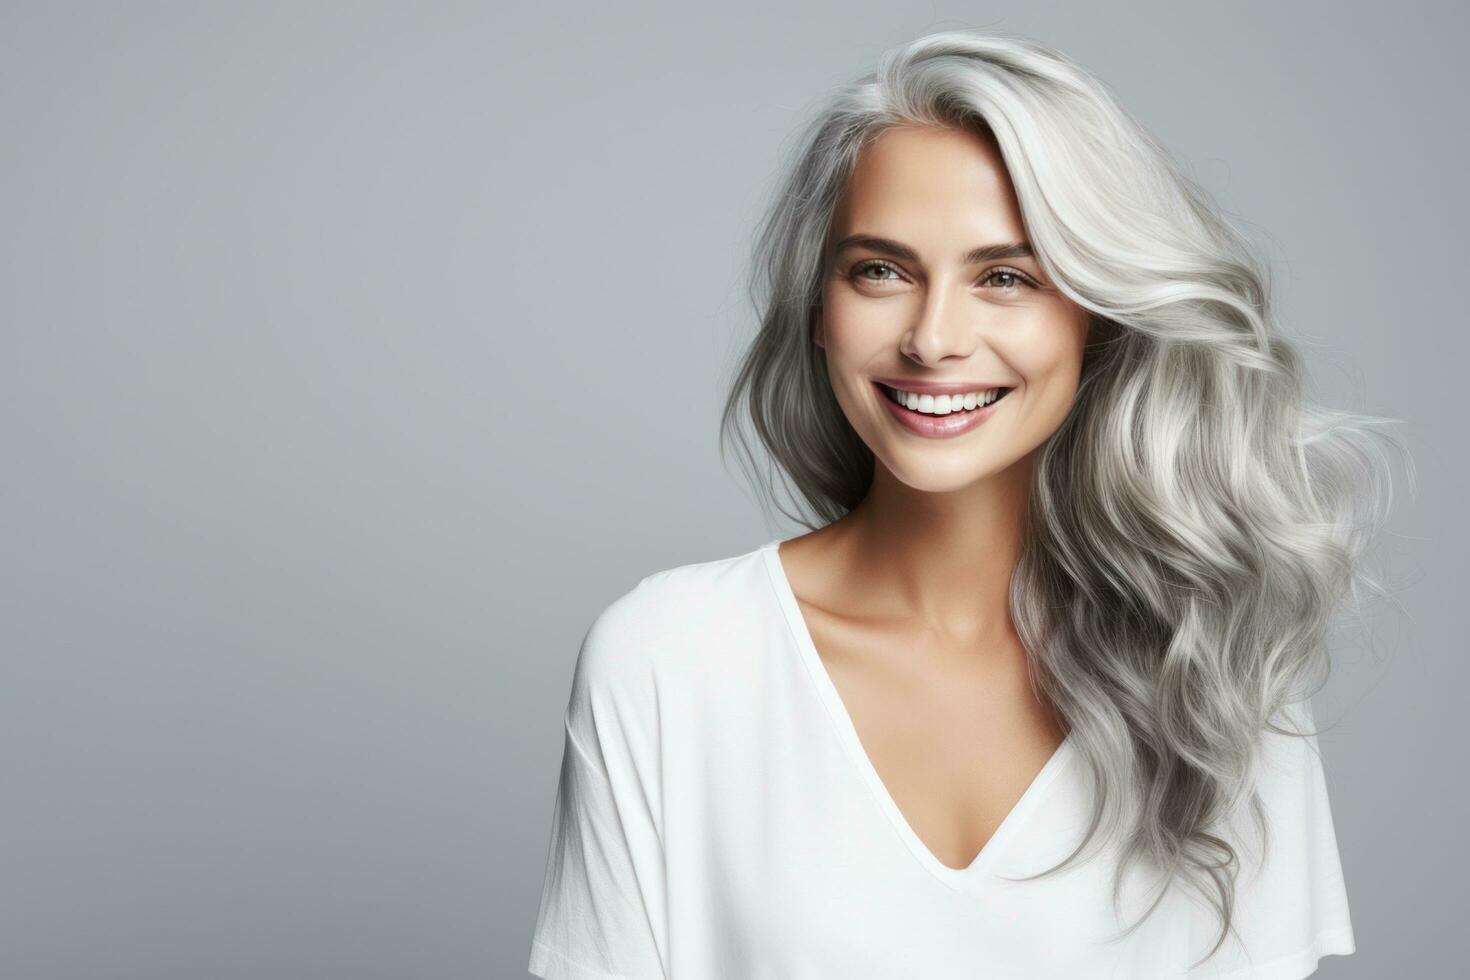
[573,539,777,690]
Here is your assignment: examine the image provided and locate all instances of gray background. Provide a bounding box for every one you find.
[1,2,1462,978]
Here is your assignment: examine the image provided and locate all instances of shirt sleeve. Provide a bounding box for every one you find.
[1184,697,1357,979]
[528,584,668,980]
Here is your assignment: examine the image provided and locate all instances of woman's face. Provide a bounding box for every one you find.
[817,124,1092,494]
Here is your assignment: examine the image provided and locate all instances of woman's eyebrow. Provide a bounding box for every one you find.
[830,234,1034,264]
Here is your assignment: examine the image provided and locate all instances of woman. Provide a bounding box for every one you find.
[528,29,1398,979]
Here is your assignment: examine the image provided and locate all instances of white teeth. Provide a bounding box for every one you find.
[885,385,1006,415]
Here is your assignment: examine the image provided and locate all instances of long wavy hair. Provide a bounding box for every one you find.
[718,29,1406,967]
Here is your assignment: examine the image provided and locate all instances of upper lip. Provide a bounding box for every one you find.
[871,376,1013,395]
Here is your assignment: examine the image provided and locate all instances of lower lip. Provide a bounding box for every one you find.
[876,383,1012,438]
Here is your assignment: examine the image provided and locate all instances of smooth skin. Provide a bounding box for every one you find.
[776,123,1092,871]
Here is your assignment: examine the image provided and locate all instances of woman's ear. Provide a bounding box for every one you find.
[811,305,825,350]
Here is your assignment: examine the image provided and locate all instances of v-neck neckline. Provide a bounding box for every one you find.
[759,536,1075,891]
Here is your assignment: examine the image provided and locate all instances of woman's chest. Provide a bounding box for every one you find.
[654,680,1190,978]
[798,608,1073,874]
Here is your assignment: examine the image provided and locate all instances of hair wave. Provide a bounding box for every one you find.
[717,28,1407,967]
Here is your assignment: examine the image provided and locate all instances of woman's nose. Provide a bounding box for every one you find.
[901,283,982,365]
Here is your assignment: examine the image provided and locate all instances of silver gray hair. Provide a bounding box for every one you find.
[718,29,1406,967]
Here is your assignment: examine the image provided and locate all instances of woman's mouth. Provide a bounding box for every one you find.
[874,381,1014,438]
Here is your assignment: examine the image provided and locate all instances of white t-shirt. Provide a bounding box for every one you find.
[527,538,1356,979]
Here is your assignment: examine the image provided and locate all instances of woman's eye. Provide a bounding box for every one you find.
[980,267,1035,291]
[852,260,901,282]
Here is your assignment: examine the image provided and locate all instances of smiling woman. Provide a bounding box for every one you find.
[814,123,1092,479]
[528,27,1401,980]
